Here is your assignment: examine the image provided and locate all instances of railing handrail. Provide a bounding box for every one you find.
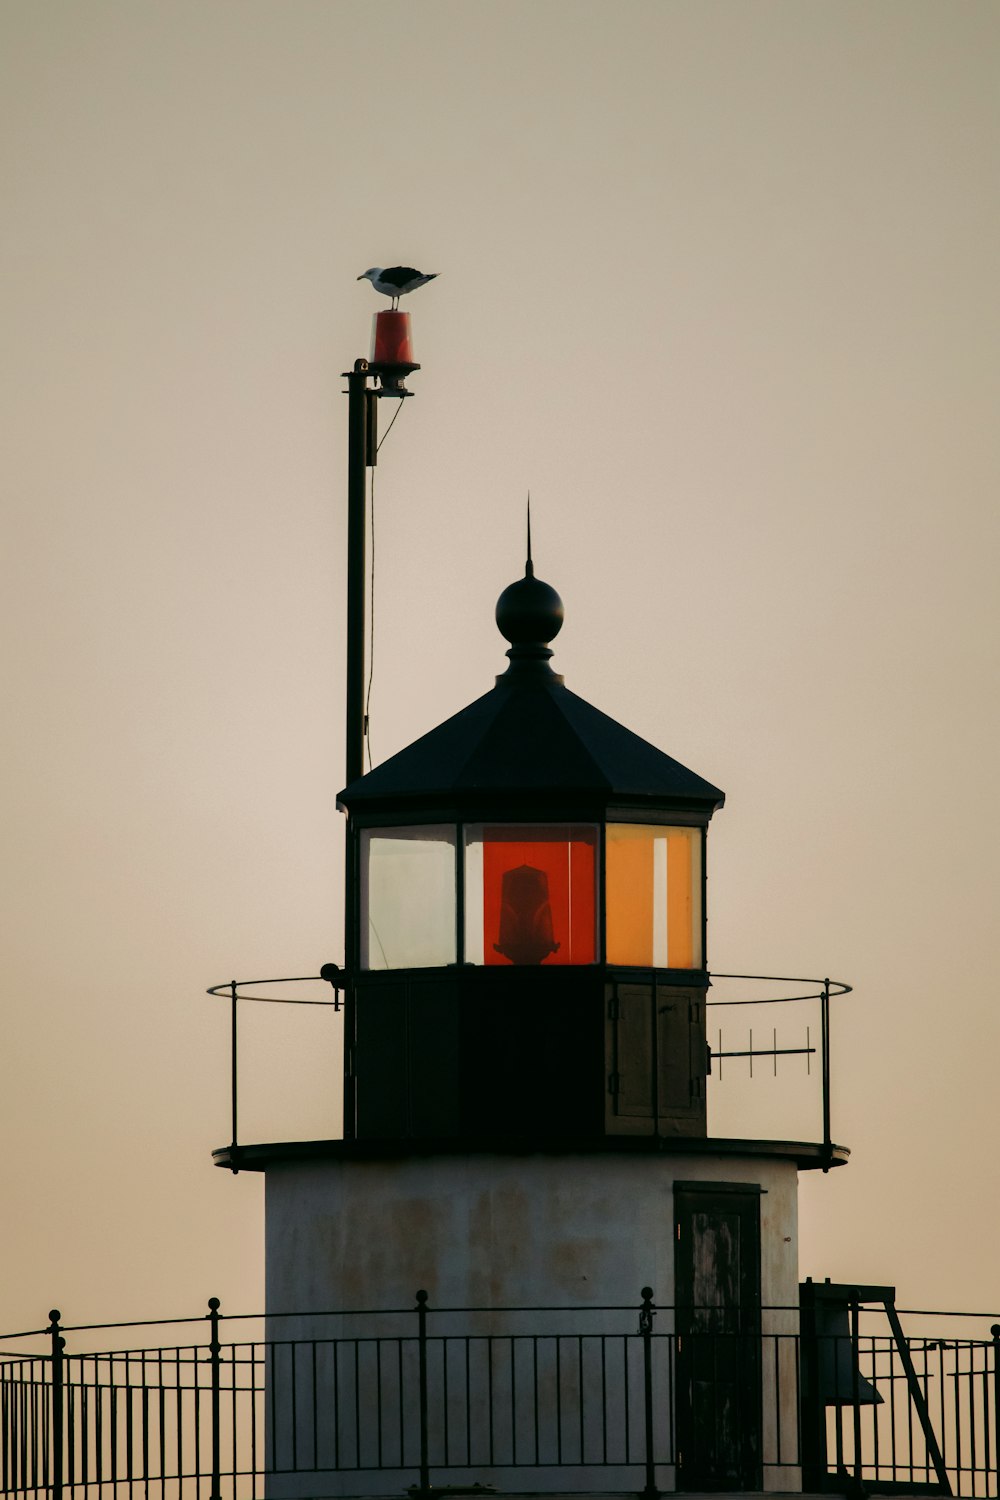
[707,971,852,1006]
[3,1296,996,1500]
[208,967,851,1162]
[205,969,853,1008]
[206,974,342,1007]
[2,1296,997,1349]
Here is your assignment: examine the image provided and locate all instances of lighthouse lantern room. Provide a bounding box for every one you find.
[338,555,723,1147]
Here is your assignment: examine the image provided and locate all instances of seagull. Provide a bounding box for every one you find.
[357,266,438,310]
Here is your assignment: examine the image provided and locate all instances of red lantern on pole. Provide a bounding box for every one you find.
[369,310,419,396]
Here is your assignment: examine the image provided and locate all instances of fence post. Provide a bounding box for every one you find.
[849,1293,863,1493]
[798,1280,827,1491]
[48,1311,65,1500]
[415,1290,430,1495]
[208,1298,222,1500]
[229,982,240,1173]
[639,1287,658,1500]
[992,1325,1000,1495]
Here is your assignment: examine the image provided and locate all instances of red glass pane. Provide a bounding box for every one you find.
[482,826,596,966]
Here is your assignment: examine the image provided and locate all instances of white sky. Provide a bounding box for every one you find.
[1,0,998,1333]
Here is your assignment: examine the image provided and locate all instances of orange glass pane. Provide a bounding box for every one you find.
[480,825,596,966]
[606,828,654,965]
[606,824,703,970]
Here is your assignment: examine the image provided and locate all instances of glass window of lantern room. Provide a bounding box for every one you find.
[606,824,703,969]
[360,826,457,970]
[464,823,598,966]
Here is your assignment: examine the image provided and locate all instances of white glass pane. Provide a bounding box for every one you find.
[361,826,456,970]
[652,836,668,969]
[464,835,484,966]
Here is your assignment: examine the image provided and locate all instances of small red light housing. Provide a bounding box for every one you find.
[369,311,420,396]
[371,310,414,365]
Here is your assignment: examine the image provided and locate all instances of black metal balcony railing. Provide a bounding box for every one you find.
[208,971,852,1156]
[2,1295,998,1500]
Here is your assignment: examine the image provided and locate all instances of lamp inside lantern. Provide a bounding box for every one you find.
[494,864,559,965]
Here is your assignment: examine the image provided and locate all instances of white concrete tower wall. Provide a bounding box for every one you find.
[263,1151,801,1495]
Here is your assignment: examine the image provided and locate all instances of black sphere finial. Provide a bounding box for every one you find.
[495,529,564,653]
[495,568,564,648]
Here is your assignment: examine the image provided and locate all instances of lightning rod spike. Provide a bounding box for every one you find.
[526,494,534,577]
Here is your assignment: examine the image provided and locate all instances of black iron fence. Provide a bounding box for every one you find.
[2,1296,998,1500]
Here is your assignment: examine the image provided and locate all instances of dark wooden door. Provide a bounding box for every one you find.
[674,1184,762,1491]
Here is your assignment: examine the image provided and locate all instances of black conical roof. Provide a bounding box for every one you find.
[338,668,725,814]
[339,559,723,817]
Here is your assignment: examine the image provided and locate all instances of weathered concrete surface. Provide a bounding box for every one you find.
[265,1151,798,1313]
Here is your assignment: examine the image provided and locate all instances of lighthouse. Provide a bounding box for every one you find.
[204,311,879,1500]
[215,519,854,1494]
[2,312,986,1500]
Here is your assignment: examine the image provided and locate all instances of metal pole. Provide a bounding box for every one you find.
[342,359,372,1144]
[343,826,356,1140]
[415,1290,430,1495]
[229,981,239,1171]
[208,1298,222,1500]
[639,1287,658,1500]
[991,1325,1000,1495]
[821,978,832,1169]
[48,1311,64,1500]
[345,359,370,788]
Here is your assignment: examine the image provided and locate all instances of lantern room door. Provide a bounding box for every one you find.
[605,981,707,1137]
[674,1183,762,1491]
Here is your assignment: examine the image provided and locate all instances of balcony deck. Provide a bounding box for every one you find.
[208,971,852,1167]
